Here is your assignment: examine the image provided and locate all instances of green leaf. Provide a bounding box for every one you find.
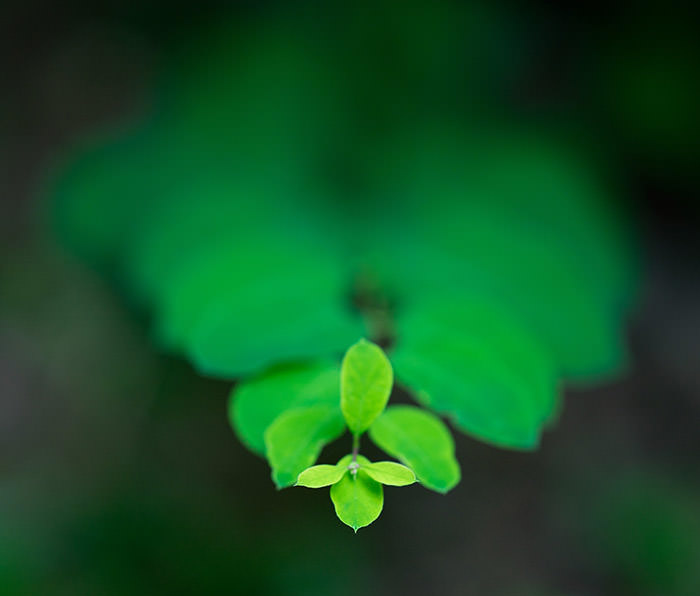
[340,339,393,435]
[362,462,416,487]
[370,126,636,380]
[229,361,340,455]
[149,236,363,377]
[191,296,360,378]
[369,406,460,493]
[296,464,347,488]
[264,405,346,488]
[392,297,557,449]
[330,470,384,532]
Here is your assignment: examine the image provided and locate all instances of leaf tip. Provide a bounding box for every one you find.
[272,472,292,491]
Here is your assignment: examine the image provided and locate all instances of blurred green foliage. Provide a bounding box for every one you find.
[49,3,638,475]
[2,0,699,591]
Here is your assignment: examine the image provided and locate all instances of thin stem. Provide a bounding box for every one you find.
[349,434,361,477]
[351,434,360,462]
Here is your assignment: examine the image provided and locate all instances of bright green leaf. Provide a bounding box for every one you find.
[340,339,393,435]
[362,462,416,487]
[296,464,347,488]
[229,361,340,455]
[369,406,460,493]
[264,405,346,488]
[330,470,384,532]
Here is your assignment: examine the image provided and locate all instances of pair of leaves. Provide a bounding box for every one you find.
[297,455,415,532]
[297,455,415,488]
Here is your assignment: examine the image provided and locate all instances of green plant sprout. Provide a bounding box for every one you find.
[237,338,460,531]
[296,339,415,531]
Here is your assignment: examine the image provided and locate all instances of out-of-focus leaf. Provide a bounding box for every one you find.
[392,297,557,449]
[148,237,361,373]
[229,361,340,455]
[372,124,638,313]
[190,294,360,379]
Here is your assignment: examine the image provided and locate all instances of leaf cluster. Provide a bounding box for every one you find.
[49,8,639,527]
[276,339,458,530]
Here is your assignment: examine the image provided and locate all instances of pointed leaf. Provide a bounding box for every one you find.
[369,406,460,493]
[264,405,346,488]
[330,470,384,532]
[340,339,393,435]
[362,462,416,487]
[296,464,347,488]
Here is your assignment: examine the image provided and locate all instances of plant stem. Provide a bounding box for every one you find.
[351,434,360,463]
[348,434,361,477]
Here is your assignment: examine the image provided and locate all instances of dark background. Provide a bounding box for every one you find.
[1,1,699,594]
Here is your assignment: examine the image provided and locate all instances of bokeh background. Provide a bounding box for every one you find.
[1,1,699,594]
